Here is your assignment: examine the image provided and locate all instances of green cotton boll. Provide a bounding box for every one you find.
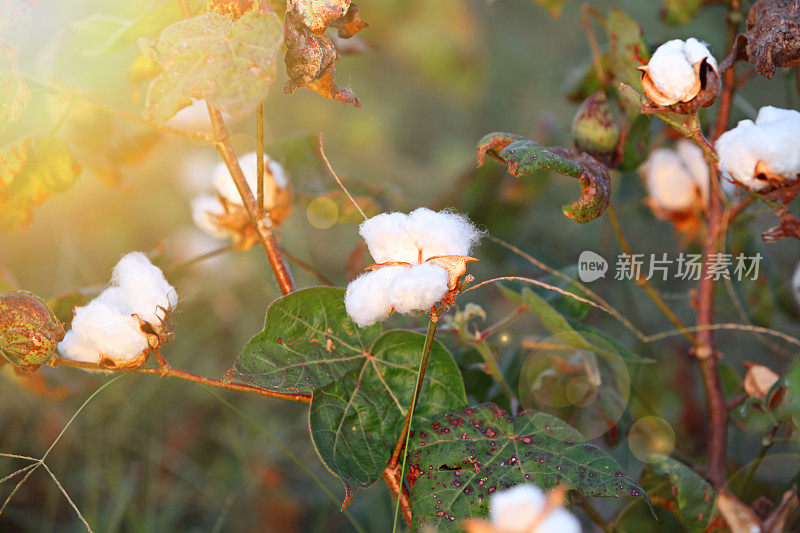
[571,91,621,161]
[0,290,64,373]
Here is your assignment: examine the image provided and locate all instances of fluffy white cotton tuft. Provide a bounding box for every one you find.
[212,151,288,207]
[716,106,800,190]
[359,212,420,264]
[358,208,482,264]
[793,262,800,308]
[405,207,482,260]
[191,194,230,239]
[643,148,701,210]
[344,266,406,327]
[675,140,709,203]
[387,263,450,314]
[647,38,716,103]
[112,252,178,326]
[164,99,214,132]
[489,485,581,533]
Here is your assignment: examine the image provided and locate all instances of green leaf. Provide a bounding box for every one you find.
[607,8,649,102]
[500,285,653,363]
[70,0,203,56]
[534,0,569,17]
[0,43,30,133]
[640,457,720,533]
[618,113,651,171]
[141,12,283,122]
[226,288,467,505]
[477,133,610,223]
[0,137,82,231]
[310,330,466,505]
[408,403,650,530]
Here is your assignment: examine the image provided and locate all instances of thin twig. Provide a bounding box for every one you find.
[462,276,610,314]
[279,246,335,286]
[41,464,94,532]
[256,103,265,221]
[317,133,367,221]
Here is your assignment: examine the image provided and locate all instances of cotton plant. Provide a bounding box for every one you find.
[57,252,177,369]
[464,485,581,533]
[191,151,292,250]
[716,106,800,191]
[344,207,482,327]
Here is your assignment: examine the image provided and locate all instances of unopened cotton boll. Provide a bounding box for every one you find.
[716,106,800,190]
[646,38,716,104]
[212,152,288,208]
[359,212,420,264]
[644,148,700,211]
[388,263,450,314]
[191,194,230,239]
[111,252,178,326]
[344,266,405,327]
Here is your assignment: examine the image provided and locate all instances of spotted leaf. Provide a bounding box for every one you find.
[407,403,650,530]
[225,287,466,507]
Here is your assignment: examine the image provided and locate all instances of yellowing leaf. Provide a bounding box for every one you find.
[0,42,30,133]
[141,12,283,122]
[0,137,81,231]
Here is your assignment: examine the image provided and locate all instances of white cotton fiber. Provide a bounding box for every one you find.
[59,301,149,363]
[535,507,582,533]
[675,139,709,203]
[191,194,230,239]
[344,266,405,327]
[387,263,449,314]
[112,252,178,325]
[405,207,482,260]
[716,106,800,190]
[489,485,546,533]
[792,262,800,308]
[164,99,213,132]
[359,212,420,264]
[644,148,699,210]
[648,38,715,104]
[212,152,288,207]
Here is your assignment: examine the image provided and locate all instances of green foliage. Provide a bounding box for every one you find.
[226,288,467,505]
[640,457,720,532]
[141,11,283,122]
[0,43,29,133]
[408,403,650,530]
[500,285,653,363]
[606,8,649,98]
[0,136,81,230]
[533,0,569,17]
[662,0,704,25]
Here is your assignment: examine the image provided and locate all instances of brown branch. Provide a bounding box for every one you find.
[206,103,296,295]
[382,465,413,529]
[49,357,312,403]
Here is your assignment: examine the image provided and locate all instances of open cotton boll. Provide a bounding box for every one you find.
[683,37,718,71]
[212,152,288,208]
[164,99,214,133]
[111,252,178,326]
[756,106,800,125]
[60,301,149,363]
[191,194,230,239]
[405,207,482,260]
[359,212,420,264]
[345,266,406,327]
[675,139,710,203]
[647,39,715,103]
[644,148,699,210]
[535,508,582,533]
[792,262,800,308]
[489,485,546,533]
[387,263,449,314]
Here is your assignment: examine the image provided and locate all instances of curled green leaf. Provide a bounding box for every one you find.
[477,132,611,223]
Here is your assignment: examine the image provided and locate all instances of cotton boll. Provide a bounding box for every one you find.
[684,38,717,71]
[644,148,698,210]
[387,263,449,314]
[212,152,287,208]
[648,43,699,103]
[675,140,710,203]
[64,301,148,362]
[716,120,766,189]
[792,262,800,308]
[535,508,582,533]
[345,266,406,327]
[489,485,546,533]
[164,99,214,132]
[191,194,229,239]
[111,252,178,326]
[405,207,482,260]
[756,106,800,125]
[359,212,419,264]
[96,287,132,314]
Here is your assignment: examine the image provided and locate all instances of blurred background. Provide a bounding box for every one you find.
[2,0,800,531]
